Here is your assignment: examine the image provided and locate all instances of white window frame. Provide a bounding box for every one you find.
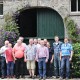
[0,1,3,18]
[70,0,80,15]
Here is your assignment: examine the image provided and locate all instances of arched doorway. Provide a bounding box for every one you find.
[15,7,64,43]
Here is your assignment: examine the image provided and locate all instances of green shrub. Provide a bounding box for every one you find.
[71,43,80,77]
[4,13,20,35]
[0,13,20,47]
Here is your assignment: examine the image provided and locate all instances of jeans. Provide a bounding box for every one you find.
[54,55,61,77]
[15,57,24,77]
[1,56,6,77]
[38,57,46,78]
[7,61,14,76]
[60,56,70,78]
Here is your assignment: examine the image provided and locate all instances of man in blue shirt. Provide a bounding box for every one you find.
[60,38,73,80]
[53,36,62,78]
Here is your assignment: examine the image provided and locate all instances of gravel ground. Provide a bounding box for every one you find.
[0,78,80,80]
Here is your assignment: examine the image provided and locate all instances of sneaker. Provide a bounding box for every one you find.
[65,77,69,80]
[59,77,63,80]
[47,76,50,79]
[39,77,42,80]
[54,76,59,79]
[43,77,46,80]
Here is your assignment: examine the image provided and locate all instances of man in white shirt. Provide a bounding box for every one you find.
[0,40,9,79]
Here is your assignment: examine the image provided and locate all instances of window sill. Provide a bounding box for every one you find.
[0,15,3,19]
[69,12,80,16]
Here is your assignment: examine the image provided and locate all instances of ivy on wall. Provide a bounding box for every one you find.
[64,16,80,43]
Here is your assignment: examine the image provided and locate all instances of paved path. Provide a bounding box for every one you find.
[0,78,80,80]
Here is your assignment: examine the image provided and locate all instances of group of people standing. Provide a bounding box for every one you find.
[0,36,73,80]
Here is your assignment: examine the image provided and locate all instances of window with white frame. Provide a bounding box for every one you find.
[0,1,3,15]
[71,0,80,12]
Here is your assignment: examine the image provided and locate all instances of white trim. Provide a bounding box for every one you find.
[0,15,3,18]
[70,12,80,16]
[70,0,80,15]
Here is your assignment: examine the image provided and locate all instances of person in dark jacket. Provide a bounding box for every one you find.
[46,42,54,78]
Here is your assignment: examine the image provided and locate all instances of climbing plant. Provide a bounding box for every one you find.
[64,17,80,43]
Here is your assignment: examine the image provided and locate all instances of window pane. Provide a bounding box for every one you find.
[78,0,80,11]
[0,4,3,15]
[71,0,77,12]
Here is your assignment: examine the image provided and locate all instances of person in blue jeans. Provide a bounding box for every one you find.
[6,62,14,78]
[53,36,62,78]
[36,40,49,80]
[0,40,9,79]
[5,43,14,78]
[60,38,73,80]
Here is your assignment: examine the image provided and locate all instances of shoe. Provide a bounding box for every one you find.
[39,77,42,80]
[16,76,20,79]
[47,76,50,79]
[49,76,53,79]
[32,76,35,79]
[43,77,46,80]
[59,77,63,80]
[28,76,32,78]
[65,77,69,80]
[7,76,10,78]
[21,76,25,78]
[1,76,5,79]
[11,76,15,78]
[53,76,59,78]
[56,76,59,78]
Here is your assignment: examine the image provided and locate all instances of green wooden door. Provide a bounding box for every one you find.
[22,8,64,44]
[37,8,64,40]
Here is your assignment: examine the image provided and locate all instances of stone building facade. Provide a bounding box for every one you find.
[0,0,80,37]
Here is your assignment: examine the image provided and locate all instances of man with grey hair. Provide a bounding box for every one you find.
[34,39,38,45]
[37,38,41,49]
[53,36,62,78]
[24,38,36,79]
[0,40,9,79]
[15,36,27,48]
[44,39,48,47]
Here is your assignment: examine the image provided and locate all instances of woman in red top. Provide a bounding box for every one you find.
[5,43,14,78]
